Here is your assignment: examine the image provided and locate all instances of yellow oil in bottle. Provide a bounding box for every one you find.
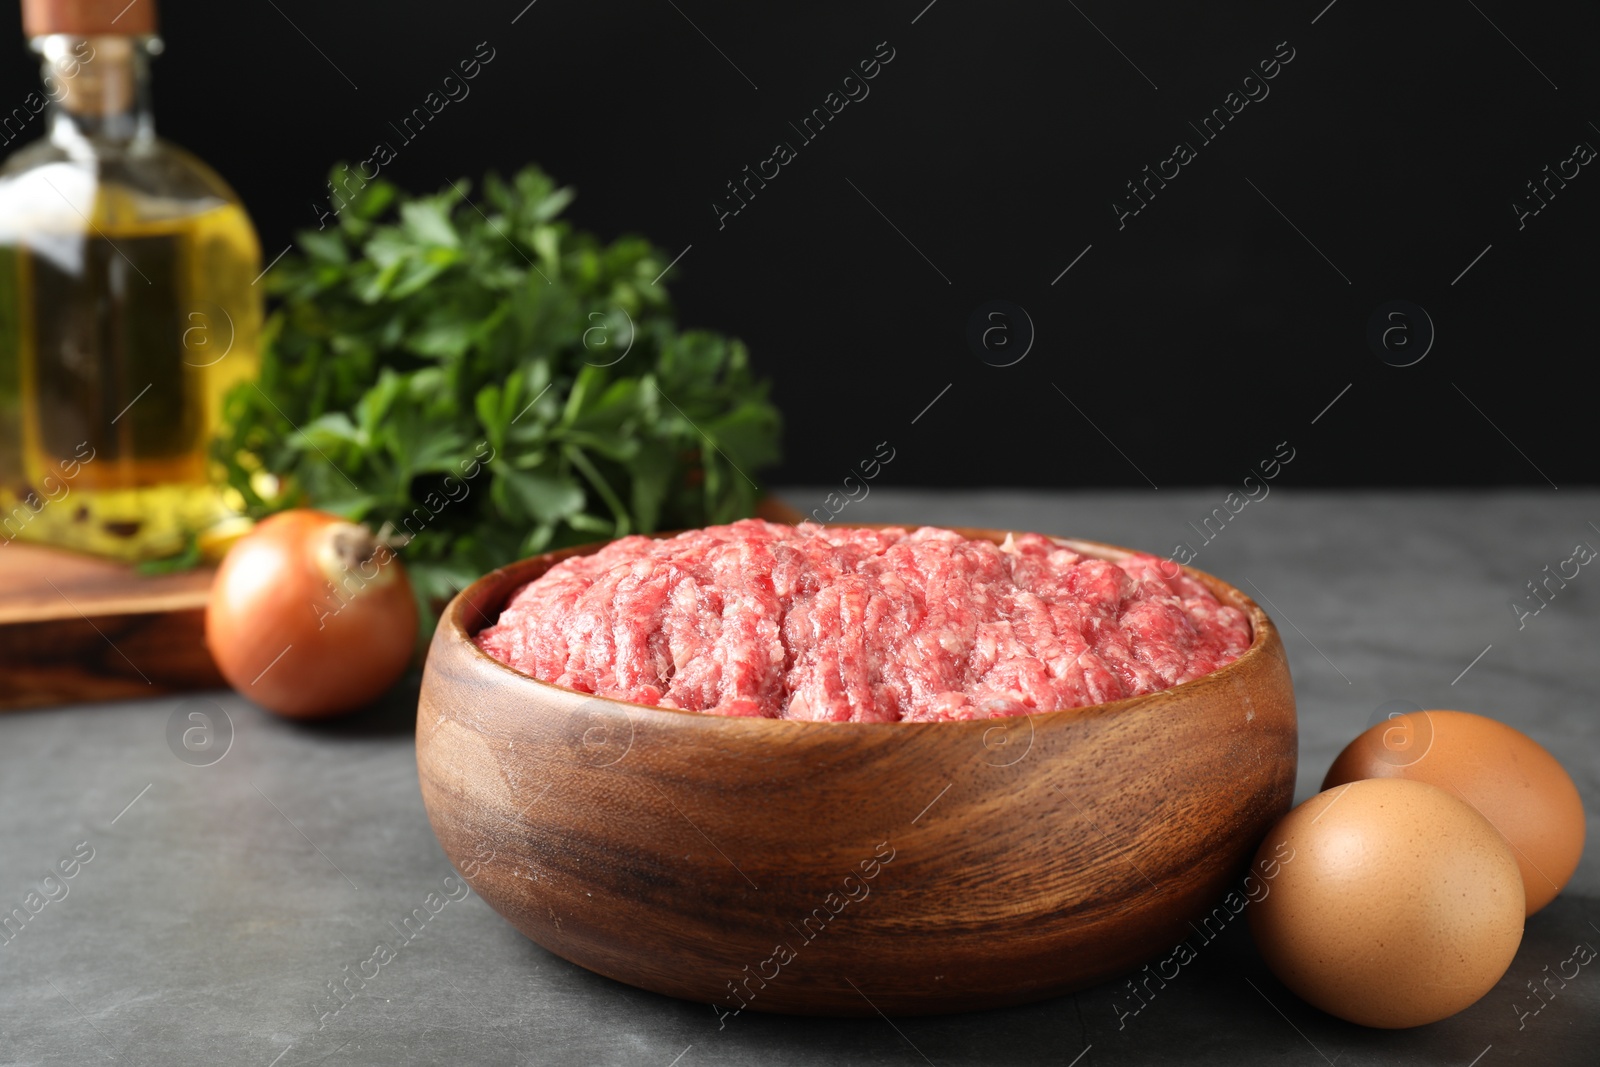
[0,197,259,560]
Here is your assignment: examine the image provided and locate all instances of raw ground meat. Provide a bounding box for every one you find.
[474,520,1252,722]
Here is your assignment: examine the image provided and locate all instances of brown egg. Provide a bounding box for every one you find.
[1248,778,1524,1029]
[1323,710,1586,915]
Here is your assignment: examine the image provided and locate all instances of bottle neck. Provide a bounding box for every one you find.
[34,34,160,150]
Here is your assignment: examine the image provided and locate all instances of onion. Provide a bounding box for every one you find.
[205,509,418,718]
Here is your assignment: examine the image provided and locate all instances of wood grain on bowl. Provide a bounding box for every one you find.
[416,529,1297,1016]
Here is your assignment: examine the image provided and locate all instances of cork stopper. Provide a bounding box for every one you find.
[22,0,157,36]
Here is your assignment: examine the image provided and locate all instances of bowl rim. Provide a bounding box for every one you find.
[436,524,1279,730]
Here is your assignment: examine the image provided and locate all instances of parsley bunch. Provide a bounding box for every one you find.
[216,165,781,620]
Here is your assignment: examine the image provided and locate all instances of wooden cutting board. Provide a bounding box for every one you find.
[0,497,806,712]
[0,543,222,711]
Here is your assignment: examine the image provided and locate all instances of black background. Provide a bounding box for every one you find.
[5,1,1594,489]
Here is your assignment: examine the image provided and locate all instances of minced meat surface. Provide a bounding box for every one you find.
[474,520,1251,722]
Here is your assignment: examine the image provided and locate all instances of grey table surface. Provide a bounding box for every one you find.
[1,488,1596,1067]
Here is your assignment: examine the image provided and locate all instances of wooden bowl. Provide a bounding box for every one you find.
[416,528,1297,1016]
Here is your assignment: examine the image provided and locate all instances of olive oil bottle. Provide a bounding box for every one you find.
[0,0,260,560]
